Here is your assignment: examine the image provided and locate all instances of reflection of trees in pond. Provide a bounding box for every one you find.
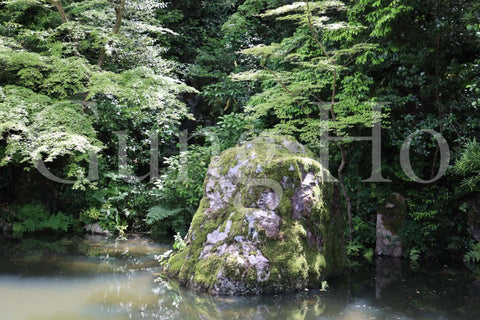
[375,257,403,299]
[78,235,170,258]
[372,258,480,319]
[0,236,170,275]
[4,239,480,320]
[90,275,335,320]
[87,273,182,319]
[3,237,77,254]
[177,290,328,320]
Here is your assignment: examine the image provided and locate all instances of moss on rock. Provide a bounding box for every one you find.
[164,135,345,294]
[378,193,406,234]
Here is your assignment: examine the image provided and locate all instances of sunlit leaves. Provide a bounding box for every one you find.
[261,1,346,17]
[0,85,100,165]
[0,0,195,196]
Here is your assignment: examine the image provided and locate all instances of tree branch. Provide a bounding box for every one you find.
[261,64,310,118]
[306,0,353,242]
[49,0,83,56]
[49,0,68,23]
[98,0,126,68]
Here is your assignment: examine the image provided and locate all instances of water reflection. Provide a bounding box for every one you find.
[375,256,403,299]
[1,237,480,320]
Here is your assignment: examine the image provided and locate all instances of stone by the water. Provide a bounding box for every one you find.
[84,223,113,237]
[164,135,345,295]
[466,193,480,242]
[375,193,406,258]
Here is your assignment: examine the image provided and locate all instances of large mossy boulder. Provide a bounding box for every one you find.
[165,135,345,295]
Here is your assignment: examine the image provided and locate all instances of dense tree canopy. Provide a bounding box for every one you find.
[1,0,479,264]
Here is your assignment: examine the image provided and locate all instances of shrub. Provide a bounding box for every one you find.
[8,204,74,238]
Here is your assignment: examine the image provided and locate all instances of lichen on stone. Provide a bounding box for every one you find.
[164,135,345,295]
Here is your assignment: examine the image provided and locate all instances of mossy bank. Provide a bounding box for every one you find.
[164,135,345,295]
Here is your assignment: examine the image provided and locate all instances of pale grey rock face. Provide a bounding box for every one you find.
[255,190,279,211]
[84,223,112,237]
[205,166,237,214]
[200,219,233,258]
[291,172,318,220]
[165,135,345,295]
[245,210,281,239]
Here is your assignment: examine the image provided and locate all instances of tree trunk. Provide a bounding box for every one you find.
[97,0,126,68]
[306,0,354,241]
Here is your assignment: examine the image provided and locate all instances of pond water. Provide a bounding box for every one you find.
[0,236,479,320]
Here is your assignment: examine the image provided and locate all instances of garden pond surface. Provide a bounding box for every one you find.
[0,235,479,320]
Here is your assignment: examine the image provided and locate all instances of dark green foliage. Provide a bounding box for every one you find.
[7,204,74,238]
[454,139,480,192]
[148,113,252,237]
[465,242,480,264]
[0,0,194,236]
[146,207,182,225]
